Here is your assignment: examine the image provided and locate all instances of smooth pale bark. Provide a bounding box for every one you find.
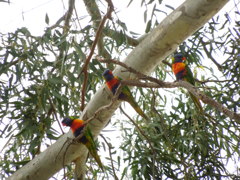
[8,0,229,179]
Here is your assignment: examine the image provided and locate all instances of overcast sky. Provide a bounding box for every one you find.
[0,0,186,35]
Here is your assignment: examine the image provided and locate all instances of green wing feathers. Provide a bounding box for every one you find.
[184,65,204,113]
[126,98,149,121]
[84,128,104,170]
[185,65,195,85]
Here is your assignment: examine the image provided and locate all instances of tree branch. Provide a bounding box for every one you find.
[199,37,223,71]
[64,0,75,32]
[82,0,112,60]
[98,58,240,123]
[79,0,114,111]
[100,135,119,180]
[121,79,240,123]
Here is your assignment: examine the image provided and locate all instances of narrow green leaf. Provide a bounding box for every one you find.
[45,13,49,25]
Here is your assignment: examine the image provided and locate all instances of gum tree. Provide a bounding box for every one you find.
[1,0,239,179]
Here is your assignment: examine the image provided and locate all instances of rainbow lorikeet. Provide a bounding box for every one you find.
[102,69,149,121]
[172,53,203,112]
[62,117,104,170]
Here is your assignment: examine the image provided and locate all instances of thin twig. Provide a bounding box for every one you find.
[100,134,119,180]
[55,137,73,179]
[56,131,86,176]
[45,15,65,32]
[97,58,166,86]
[79,0,114,111]
[199,38,222,71]
[162,59,172,68]
[48,97,64,134]
[61,132,87,180]
[197,79,232,84]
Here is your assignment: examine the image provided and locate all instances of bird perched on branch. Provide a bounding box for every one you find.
[102,69,149,121]
[62,117,103,170]
[172,53,203,112]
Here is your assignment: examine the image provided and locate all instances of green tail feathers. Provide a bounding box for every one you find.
[85,141,104,171]
[84,128,104,170]
[115,77,149,121]
[189,92,203,113]
[183,72,204,113]
[126,97,149,121]
[121,86,149,121]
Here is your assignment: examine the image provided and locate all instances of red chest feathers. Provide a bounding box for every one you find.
[106,77,119,89]
[70,119,84,132]
[172,62,186,75]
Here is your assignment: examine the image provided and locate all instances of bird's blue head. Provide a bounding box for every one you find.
[102,69,114,81]
[62,117,73,127]
[173,53,186,63]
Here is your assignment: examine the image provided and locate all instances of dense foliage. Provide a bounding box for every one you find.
[0,0,239,179]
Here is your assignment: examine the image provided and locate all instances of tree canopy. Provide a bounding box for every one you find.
[0,0,240,179]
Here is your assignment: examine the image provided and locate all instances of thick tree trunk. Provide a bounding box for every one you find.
[8,0,229,179]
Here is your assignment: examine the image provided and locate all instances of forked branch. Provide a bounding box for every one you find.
[98,58,240,123]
